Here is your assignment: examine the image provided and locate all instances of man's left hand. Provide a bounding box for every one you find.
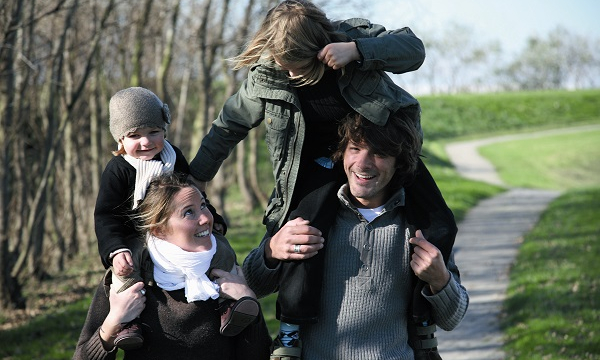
[409,230,451,294]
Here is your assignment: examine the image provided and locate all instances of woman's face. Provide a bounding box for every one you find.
[156,187,214,252]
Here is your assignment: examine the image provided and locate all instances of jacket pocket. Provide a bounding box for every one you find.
[264,101,291,161]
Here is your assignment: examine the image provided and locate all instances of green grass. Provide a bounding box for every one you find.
[501,188,600,359]
[479,129,600,190]
[479,126,600,358]
[419,89,600,140]
[0,297,93,359]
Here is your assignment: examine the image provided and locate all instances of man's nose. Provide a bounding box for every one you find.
[356,152,374,167]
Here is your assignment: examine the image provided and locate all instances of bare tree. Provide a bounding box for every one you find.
[0,0,26,310]
[130,0,154,86]
[156,0,180,104]
[404,23,501,94]
[499,26,600,91]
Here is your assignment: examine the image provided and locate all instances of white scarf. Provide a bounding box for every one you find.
[147,233,220,303]
[123,140,176,209]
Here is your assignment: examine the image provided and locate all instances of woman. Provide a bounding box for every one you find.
[74,173,271,360]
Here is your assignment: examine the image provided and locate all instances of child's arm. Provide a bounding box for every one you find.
[95,158,140,268]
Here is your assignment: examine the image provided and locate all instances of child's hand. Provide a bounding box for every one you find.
[113,251,134,277]
[317,42,360,70]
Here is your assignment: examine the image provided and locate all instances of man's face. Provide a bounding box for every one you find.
[343,141,397,208]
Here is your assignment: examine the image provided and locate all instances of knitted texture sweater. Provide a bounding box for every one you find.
[243,184,468,359]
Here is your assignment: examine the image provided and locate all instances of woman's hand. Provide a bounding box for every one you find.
[211,266,256,300]
[100,282,146,345]
[409,230,451,294]
[265,217,324,267]
[317,42,361,69]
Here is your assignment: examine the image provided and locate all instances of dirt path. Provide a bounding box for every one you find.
[432,126,597,359]
[436,188,560,359]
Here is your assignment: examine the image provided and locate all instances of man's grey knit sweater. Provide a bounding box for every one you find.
[243,185,469,359]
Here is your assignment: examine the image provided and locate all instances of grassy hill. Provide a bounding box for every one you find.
[419,89,600,140]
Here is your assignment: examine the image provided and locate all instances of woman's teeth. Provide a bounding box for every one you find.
[195,229,210,237]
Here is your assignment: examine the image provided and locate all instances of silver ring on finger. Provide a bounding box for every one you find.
[140,289,146,296]
[294,244,301,253]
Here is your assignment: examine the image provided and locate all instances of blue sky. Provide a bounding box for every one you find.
[328,0,600,56]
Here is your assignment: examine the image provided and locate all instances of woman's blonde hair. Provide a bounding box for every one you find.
[232,0,346,86]
[135,173,199,236]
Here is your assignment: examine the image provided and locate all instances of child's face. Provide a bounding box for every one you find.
[156,187,214,253]
[274,57,312,78]
[121,127,165,160]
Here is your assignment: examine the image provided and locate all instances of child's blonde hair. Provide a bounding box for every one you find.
[231,0,346,86]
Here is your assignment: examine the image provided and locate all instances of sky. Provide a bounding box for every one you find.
[328,0,600,56]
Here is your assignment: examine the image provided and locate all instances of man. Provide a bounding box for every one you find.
[243,112,468,360]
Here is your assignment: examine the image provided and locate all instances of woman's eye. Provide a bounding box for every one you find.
[184,209,195,217]
[199,203,207,211]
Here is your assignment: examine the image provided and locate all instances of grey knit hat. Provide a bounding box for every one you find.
[109,87,171,142]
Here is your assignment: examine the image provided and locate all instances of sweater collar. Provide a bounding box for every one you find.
[337,183,405,216]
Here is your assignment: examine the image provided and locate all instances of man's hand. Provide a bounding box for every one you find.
[409,230,451,294]
[264,217,324,267]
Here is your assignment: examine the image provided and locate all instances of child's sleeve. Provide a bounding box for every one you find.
[94,159,137,269]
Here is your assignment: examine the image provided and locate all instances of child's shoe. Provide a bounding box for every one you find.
[113,321,144,350]
[219,296,260,336]
[270,334,302,360]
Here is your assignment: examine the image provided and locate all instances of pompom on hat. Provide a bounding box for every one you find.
[109,87,171,142]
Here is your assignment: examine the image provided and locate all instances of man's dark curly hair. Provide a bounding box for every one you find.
[332,110,422,188]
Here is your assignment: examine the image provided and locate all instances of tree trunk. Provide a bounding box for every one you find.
[130,0,154,87]
[236,140,257,212]
[0,0,26,310]
[156,0,180,105]
[173,64,191,148]
[189,0,213,156]
[248,129,269,207]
